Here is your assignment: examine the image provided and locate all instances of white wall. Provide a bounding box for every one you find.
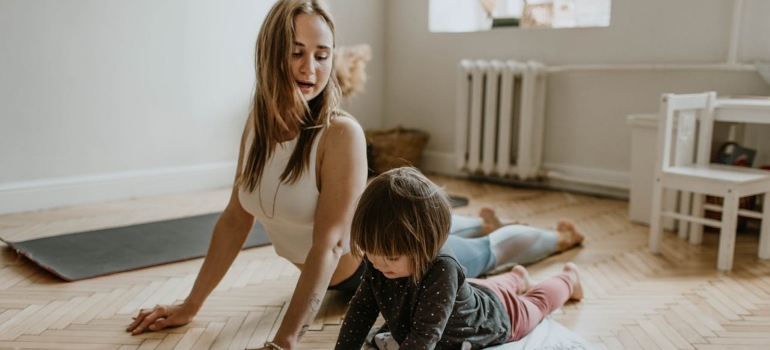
[325,0,386,128]
[384,0,770,189]
[0,0,385,214]
[3,0,769,215]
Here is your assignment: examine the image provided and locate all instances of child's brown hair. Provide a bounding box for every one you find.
[350,167,452,283]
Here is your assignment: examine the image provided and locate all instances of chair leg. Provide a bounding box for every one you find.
[717,194,739,271]
[663,189,677,230]
[649,178,665,254]
[759,192,770,260]
[678,191,691,240]
[690,193,705,245]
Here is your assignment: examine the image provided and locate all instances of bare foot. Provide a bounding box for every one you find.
[511,265,533,293]
[479,207,504,235]
[562,262,584,301]
[555,219,585,252]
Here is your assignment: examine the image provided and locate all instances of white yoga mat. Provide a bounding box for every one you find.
[363,317,596,350]
[485,317,595,350]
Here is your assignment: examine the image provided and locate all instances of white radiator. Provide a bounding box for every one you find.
[455,59,547,180]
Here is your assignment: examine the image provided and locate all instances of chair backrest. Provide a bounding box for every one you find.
[656,92,717,172]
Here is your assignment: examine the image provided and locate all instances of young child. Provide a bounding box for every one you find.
[335,167,584,350]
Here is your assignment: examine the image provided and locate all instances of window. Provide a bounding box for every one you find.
[429,0,611,33]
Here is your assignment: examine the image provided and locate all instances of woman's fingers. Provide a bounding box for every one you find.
[127,305,168,335]
[126,309,151,332]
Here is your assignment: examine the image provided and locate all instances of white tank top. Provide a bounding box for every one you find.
[238,130,324,263]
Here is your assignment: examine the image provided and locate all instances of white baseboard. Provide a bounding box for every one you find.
[542,163,630,190]
[420,151,468,177]
[422,151,630,195]
[3,155,631,215]
[0,162,237,215]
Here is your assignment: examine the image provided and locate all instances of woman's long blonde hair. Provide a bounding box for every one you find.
[350,167,452,284]
[238,0,342,191]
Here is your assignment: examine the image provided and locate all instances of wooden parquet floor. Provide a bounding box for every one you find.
[1,174,769,350]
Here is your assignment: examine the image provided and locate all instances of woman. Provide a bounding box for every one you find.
[126,1,583,348]
[129,3,362,349]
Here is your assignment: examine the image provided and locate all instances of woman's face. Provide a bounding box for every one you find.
[291,13,333,101]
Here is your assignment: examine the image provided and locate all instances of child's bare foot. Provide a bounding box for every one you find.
[479,207,504,235]
[562,262,584,301]
[511,265,533,293]
[555,219,585,252]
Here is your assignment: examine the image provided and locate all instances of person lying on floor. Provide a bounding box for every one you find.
[449,206,584,278]
[335,167,584,350]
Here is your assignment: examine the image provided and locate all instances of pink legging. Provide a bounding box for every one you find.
[469,272,573,341]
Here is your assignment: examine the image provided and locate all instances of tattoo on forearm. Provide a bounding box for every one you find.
[299,324,310,338]
[310,294,321,312]
[298,294,322,339]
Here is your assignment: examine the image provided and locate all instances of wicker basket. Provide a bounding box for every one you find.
[365,125,430,174]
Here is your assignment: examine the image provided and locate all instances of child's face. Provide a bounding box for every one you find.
[367,253,412,279]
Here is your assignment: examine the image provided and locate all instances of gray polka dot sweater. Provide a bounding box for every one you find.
[335,246,511,350]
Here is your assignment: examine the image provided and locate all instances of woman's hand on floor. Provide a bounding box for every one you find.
[126,303,195,335]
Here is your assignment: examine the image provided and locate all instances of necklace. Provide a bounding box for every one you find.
[257,137,295,219]
[258,180,281,220]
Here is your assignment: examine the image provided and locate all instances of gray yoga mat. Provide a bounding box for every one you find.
[1,213,270,281]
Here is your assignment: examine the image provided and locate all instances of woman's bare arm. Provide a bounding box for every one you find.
[127,117,256,334]
[270,116,368,349]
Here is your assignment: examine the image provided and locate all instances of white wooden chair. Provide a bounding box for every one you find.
[648,92,770,271]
